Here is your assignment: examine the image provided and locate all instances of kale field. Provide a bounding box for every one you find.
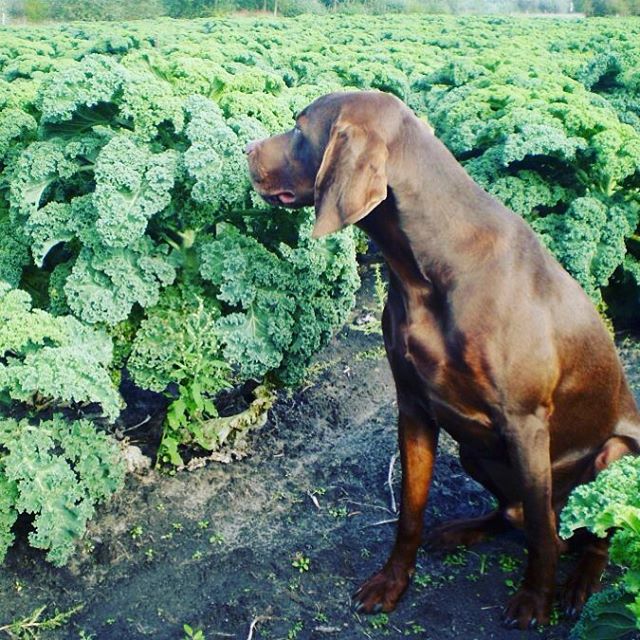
[1,13,640,640]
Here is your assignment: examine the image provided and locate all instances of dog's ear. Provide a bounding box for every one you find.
[312,121,388,239]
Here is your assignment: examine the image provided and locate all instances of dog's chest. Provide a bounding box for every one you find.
[389,301,501,451]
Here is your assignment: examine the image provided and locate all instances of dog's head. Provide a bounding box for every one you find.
[245,91,409,238]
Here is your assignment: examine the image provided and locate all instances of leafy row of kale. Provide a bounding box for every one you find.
[0,17,638,601]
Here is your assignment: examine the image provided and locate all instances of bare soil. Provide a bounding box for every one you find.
[1,266,638,640]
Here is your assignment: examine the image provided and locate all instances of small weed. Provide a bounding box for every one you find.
[443,549,467,567]
[369,613,389,630]
[287,621,303,639]
[144,548,155,562]
[197,520,209,530]
[129,525,143,540]
[414,573,434,588]
[360,547,371,558]
[328,506,348,518]
[504,578,518,594]
[314,612,329,623]
[209,533,224,545]
[183,623,206,640]
[192,550,203,560]
[373,263,388,310]
[172,522,184,532]
[161,532,174,541]
[288,577,301,591]
[477,553,489,575]
[355,346,387,361]
[155,502,166,512]
[405,622,427,635]
[292,552,310,572]
[0,604,83,638]
[498,553,520,573]
[14,580,24,593]
[302,359,337,386]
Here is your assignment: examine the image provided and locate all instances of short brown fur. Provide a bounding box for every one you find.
[245,91,640,630]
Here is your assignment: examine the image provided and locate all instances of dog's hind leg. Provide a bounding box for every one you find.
[425,447,512,550]
[561,532,609,618]
[561,434,637,617]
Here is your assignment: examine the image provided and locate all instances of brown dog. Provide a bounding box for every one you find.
[245,91,640,630]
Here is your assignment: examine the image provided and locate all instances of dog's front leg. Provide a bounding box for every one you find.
[501,409,559,630]
[353,409,439,614]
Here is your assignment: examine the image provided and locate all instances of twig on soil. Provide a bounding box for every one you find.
[344,499,394,514]
[307,490,321,509]
[246,615,273,640]
[362,517,399,528]
[387,453,398,514]
[118,414,151,435]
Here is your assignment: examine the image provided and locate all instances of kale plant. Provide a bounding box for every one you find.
[0,415,125,566]
[561,456,640,640]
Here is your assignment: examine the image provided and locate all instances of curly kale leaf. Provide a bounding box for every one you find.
[561,456,640,639]
[0,108,36,163]
[8,138,86,218]
[48,259,74,316]
[36,54,183,142]
[200,214,359,384]
[200,225,294,378]
[575,52,623,92]
[532,197,632,302]
[0,281,122,421]
[93,135,177,247]
[24,195,97,267]
[218,90,296,134]
[64,237,176,326]
[569,585,638,640]
[500,123,587,166]
[0,466,18,563]
[183,95,260,216]
[0,415,124,566]
[589,126,640,195]
[128,284,229,394]
[118,67,184,141]
[36,55,124,124]
[0,211,30,287]
[560,455,640,541]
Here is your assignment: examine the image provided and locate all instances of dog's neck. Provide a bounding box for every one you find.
[359,119,515,294]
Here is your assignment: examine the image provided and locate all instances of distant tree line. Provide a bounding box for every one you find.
[574,0,640,14]
[1,0,638,21]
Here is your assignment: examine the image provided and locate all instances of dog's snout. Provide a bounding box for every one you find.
[244,140,260,155]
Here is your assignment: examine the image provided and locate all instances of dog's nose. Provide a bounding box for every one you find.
[244,140,259,155]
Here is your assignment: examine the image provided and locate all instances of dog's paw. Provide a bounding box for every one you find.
[561,561,604,618]
[502,588,552,630]
[352,564,411,614]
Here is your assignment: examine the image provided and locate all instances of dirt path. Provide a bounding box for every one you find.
[1,267,637,640]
